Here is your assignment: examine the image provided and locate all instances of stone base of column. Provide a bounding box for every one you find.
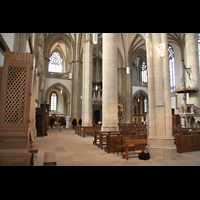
[147,137,177,160]
[101,125,119,131]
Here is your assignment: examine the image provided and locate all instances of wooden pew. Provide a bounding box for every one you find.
[108,134,147,153]
[93,130,100,146]
[76,126,101,138]
[75,126,83,136]
[43,152,56,166]
[121,139,147,160]
[98,131,127,150]
[82,126,101,138]
[176,133,200,153]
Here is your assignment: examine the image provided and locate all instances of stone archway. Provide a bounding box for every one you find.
[45,82,70,117]
[132,89,148,123]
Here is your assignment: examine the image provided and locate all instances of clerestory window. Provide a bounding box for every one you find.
[50,92,57,111]
[168,45,175,92]
[48,52,62,73]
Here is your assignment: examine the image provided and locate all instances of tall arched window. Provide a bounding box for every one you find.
[48,52,62,73]
[141,61,148,83]
[51,92,57,111]
[168,45,175,92]
[144,97,147,113]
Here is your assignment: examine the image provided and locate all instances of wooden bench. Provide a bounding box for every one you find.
[76,126,101,138]
[113,135,147,155]
[98,131,127,150]
[43,152,56,166]
[93,130,101,146]
[82,126,100,138]
[121,139,147,160]
[75,126,82,136]
[106,133,147,153]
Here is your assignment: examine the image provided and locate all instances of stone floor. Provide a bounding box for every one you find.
[34,128,200,166]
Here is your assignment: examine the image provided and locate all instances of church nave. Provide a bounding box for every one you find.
[34,128,200,166]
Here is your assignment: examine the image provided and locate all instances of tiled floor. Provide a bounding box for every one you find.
[34,128,200,166]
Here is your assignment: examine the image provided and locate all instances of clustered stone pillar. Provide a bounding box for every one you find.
[124,66,132,124]
[72,60,82,120]
[101,33,119,131]
[146,33,177,160]
[185,33,200,107]
[82,33,93,126]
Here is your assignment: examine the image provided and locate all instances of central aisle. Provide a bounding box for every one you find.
[34,128,130,166]
[34,128,200,166]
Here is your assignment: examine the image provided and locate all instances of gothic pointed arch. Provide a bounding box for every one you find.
[128,33,146,67]
[132,89,148,99]
[45,82,70,104]
[44,33,75,72]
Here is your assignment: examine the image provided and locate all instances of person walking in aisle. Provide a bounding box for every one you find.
[72,118,77,130]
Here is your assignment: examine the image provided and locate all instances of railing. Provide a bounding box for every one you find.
[132,80,148,87]
[47,72,72,80]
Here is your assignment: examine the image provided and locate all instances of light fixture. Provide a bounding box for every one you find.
[93,33,97,44]
[126,66,130,74]
[60,89,62,94]
[157,43,165,58]
[95,85,98,90]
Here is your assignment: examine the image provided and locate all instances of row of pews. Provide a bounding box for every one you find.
[75,123,200,158]
[173,125,200,153]
[75,124,147,160]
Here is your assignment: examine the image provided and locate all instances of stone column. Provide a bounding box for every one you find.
[146,33,156,138]
[152,33,166,137]
[72,60,82,120]
[124,66,132,124]
[82,34,93,126]
[13,33,27,53]
[147,33,176,160]
[185,33,200,107]
[161,33,177,159]
[118,67,125,123]
[101,33,118,131]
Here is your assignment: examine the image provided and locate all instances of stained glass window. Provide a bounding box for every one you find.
[48,52,62,73]
[51,92,57,111]
[168,45,175,92]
